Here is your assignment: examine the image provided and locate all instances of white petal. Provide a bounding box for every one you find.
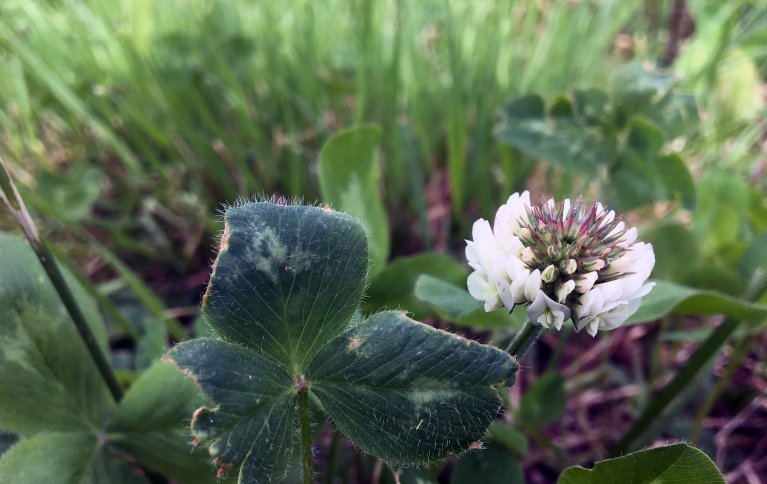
[607,221,625,237]
[594,279,622,302]
[521,247,536,264]
[599,303,631,330]
[465,242,482,271]
[496,191,531,237]
[600,210,616,227]
[472,218,494,245]
[583,258,606,271]
[621,227,638,246]
[504,255,527,278]
[552,310,566,330]
[467,271,492,301]
[575,271,598,293]
[510,270,530,303]
[604,255,631,276]
[575,289,603,319]
[484,294,502,312]
[489,253,515,311]
[524,269,541,301]
[527,291,570,329]
[556,280,576,303]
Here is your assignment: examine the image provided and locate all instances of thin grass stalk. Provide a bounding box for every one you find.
[0,157,124,402]
[49,244,141,341]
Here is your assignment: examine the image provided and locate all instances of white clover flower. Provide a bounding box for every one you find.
[466,192,655,337]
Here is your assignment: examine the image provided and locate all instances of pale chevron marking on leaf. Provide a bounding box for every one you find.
[307,311,517,463]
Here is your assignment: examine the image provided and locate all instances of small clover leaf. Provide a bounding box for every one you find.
[308,311,517,464]
[167,202,518,482]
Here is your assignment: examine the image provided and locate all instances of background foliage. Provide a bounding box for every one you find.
[1,0,766,482]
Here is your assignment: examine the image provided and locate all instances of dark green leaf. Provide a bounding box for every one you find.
[694,173,750,256]
[502,94,545,118]
[738,231,767,287]
[655,154,696,210]
[572,88,610,123]
[109,362,215,483]
[606,151,695,212]
[681,264,744,296]
[0,232,113,435]
[518,371,566,428]
[660,328,713,343]
[488,421,528,457]
[0,432,139,484]
[110,430,219,484]
[202,202,368,371]
[414,275,481,320]
[109,361,203,433]
[626,280,767,325]
[135,319,168,371]
[558,443,724,483]
[626,116,663,156]
[649,91,699,138]
[611,62,676,114]
[613,56,697,137]
[168,338,297,483]
[451,444,524,484]
[318,125,389,277]
[308,311,518,464]
[647,223,700,281]
[495,94,614,176]
[34,165,104,223]
[414,275,523,328]
[606,152,663,211]
[364,253,467,318]
[399,467,438,484]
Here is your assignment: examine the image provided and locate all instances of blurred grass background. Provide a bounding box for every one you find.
[1,1,767,480]
[1,1,764,248]
[2,1,764,258]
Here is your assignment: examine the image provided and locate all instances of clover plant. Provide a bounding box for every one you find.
[165,201,518,482]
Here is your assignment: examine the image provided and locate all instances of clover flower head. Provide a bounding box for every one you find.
[466,191,655,336]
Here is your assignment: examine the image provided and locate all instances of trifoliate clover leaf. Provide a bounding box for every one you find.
[167,202,518,483]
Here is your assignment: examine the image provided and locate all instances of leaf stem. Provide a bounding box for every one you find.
[506,320,544,359]
[297,387,313,484]
[0,158,124,402]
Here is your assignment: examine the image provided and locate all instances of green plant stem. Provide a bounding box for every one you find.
[49,244,140,341]
[506,320,545,359]
[297,388,313,484]
[689,334,755,443]
[0,158,124,402]
[32,240,125,402]
[611,271,767,456]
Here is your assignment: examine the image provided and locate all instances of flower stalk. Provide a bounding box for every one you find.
[0,158,124,402]
[506,320,545,359]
